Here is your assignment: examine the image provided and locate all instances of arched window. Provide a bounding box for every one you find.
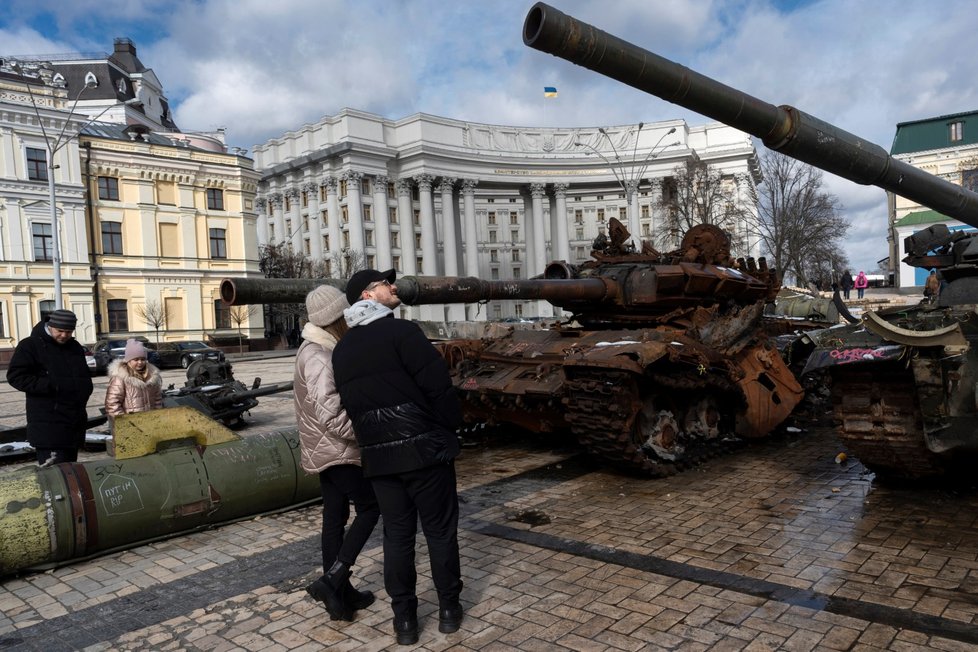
[52,73,65,87]
[84,71,98,87]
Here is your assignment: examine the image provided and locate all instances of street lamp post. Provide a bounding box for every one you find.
[13,64,137,310]
[576,125,679,245]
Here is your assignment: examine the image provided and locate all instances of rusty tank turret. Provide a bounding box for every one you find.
[222,219,804,477]
[521,2,978,480]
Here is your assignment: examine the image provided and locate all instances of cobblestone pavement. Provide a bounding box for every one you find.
[2,411,978,651]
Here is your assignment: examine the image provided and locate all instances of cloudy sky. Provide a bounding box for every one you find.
[4,0,977,273]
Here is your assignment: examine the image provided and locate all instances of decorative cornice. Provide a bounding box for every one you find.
[437,177,458,194]
[460,178,479,195]
[395,178,413,197]
[414,173,434,192]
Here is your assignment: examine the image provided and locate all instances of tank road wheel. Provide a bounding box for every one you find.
[632,403,683,461]
[684,396,721,441]
[832,367,946,481]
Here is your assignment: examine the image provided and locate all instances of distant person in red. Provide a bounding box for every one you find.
[854,271,869,299]
[6,309,93,465]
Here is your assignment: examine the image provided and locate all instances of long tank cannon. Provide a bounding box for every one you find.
[522,2,978,227]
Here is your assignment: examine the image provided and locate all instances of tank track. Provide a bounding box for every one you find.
[831,368,946,480]
[563,368,740,477]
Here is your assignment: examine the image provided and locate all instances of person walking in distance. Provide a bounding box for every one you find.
[6,309,94,465]
[924,269,941,302]
[840,270,854,301]
[854,270,869,299]
[333,269,464,646]
[104,339,163,431]
[295,285,380,622]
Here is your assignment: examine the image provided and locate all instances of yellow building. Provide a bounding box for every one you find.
[80,125,261,344]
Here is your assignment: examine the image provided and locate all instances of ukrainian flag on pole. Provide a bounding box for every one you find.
[544,86,558,98]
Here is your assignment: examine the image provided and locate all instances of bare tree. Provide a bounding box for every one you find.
[751,151,850,290]
[135,299,168,344]
[657,159,749,254]
[229,304,258,353]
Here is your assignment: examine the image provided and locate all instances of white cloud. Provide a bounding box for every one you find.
[5,0,978,273]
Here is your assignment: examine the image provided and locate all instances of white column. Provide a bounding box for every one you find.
[303,181,323,261]
[286,187,303,252]
[625,179,641,247]
[396,179,417,276]
[344,171,365,255]
[529,183,548,274]
[323,176,342,262]
[520,188,535,278]
[255,197,269,245]
[416,174,437,275]
[269,192,285,245]
[649,177,663,250]
[437,177,459,276]
[461,179,479,278]
[553,182,570,262]
[372,175,393,270]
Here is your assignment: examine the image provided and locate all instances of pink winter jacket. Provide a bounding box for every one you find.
[104,359,164,419]
[293,322,360,473]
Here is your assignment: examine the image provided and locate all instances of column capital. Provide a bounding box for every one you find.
[301,181,318,194]
[436,177,458,194]
[374,174,390,188]
[255,196,267,211]
[529,182,547,199]
[284,187,300,200]
[553,182,569,197]
[414,173,434,192]
[269,192,284,208]
[322,176,339,192]
[460,178,479,195]
[624,179,640,195]
[342,170,363,184]
[395,178,413,196]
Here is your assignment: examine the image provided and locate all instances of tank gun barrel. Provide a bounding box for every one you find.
[220,277,343,306]
[522,2,978,228]
[395,275,616,306]
[207,382,294,408]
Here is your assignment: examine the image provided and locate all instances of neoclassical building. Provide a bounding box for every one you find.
[253,109,761,321]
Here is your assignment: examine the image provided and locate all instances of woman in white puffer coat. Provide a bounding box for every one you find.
[294,284,379,623]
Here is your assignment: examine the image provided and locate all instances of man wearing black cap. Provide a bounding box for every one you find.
[333,268,464,645]
[7,309,94,465]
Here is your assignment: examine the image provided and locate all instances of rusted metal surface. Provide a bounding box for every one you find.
[220,277,343,306]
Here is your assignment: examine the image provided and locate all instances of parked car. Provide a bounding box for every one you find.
[92,337,162,371]
[82,345,101,375]
[155,341,225,369]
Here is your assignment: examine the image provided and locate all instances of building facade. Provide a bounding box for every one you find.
[889,110,978,289]
[253,110,761,321]
[0,40,258,358]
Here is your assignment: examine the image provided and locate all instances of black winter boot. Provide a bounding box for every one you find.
[343,578,375,611]
[306,561,352,621]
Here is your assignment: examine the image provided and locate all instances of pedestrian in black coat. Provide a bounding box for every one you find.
[332,268,464,646]
[6,310,94,464]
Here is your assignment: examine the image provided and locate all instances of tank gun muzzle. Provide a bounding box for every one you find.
[523,2,978,227]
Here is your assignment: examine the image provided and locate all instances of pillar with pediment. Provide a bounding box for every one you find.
[395,179,417,276]
[343,171,365,255]
[323,176,342,262]
[553,182,570,262]
[255,197,268,244]
[285,187,302,252]
[372,175,392,270]
[437,177,459,276]
[269,192,285,245]
[302,181,322,260]
[416,174,437,275]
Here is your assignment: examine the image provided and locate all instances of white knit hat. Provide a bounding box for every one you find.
[306,285,349,327]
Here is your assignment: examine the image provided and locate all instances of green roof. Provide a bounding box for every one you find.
[893,209,950,228]
[891,110,978,154]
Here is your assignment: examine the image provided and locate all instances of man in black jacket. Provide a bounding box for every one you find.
[7,309,94,465]
[333,268,463,645]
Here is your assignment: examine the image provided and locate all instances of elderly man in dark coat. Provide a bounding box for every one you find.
[7,309,94,465]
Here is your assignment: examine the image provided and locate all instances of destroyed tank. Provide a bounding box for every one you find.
[222,219,804,477]
[521,2,978,480]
